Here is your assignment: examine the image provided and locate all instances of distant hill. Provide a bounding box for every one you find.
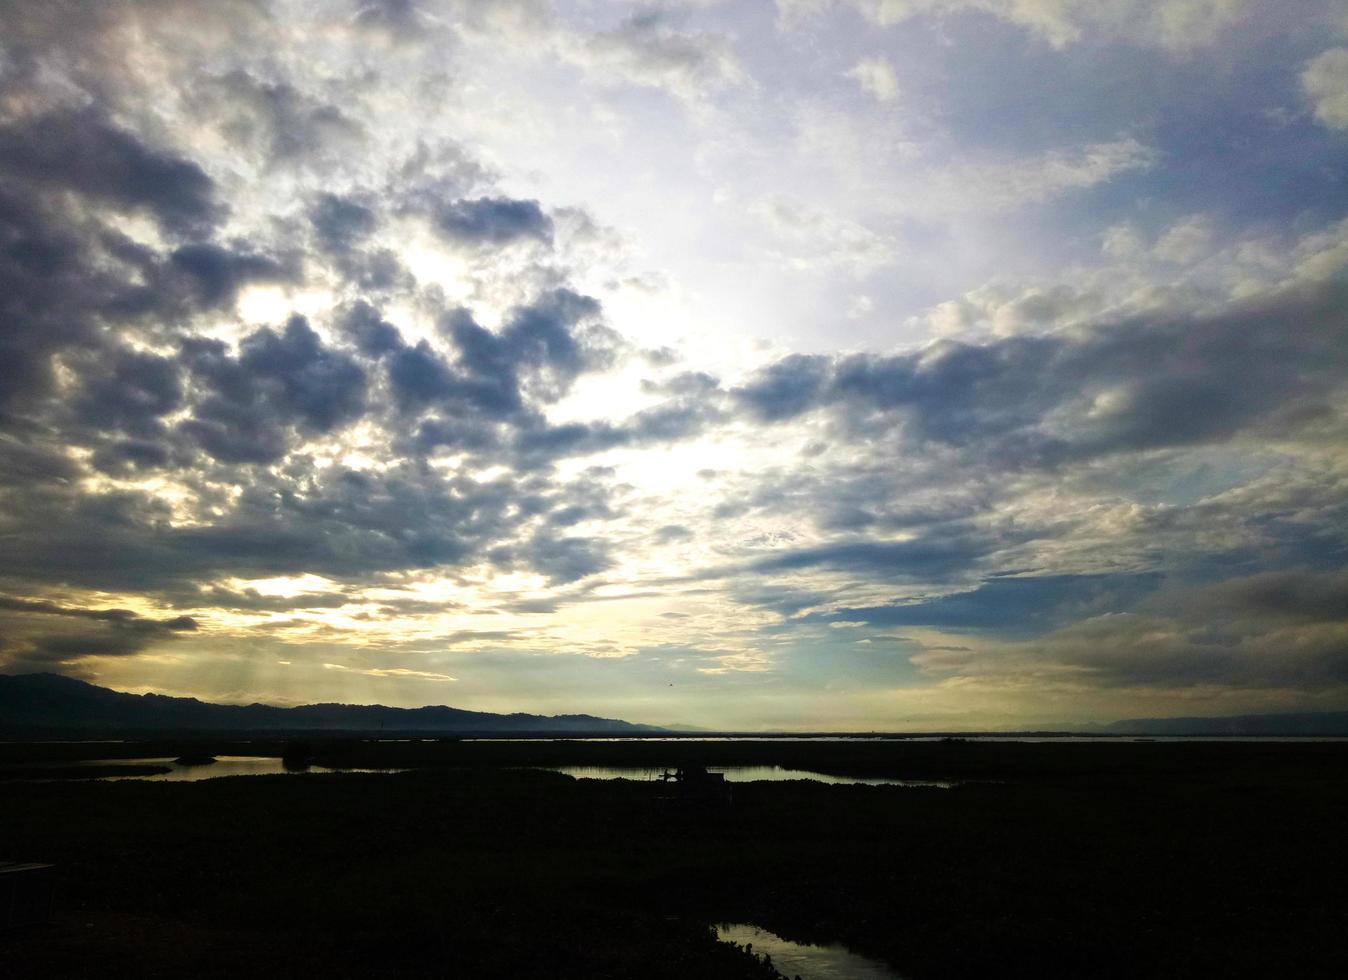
[0,673,664,736]
[1083,709,1348,736]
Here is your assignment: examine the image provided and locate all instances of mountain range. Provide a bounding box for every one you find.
[0,672,663,736]
[5,672,1345,737]
[1079,710,1348,736]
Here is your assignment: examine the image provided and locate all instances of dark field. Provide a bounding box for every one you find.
[3,740,1347,978]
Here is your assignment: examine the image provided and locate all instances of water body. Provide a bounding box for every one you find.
[35,756,397,781]
[550,765,954,787]
[716,923,902,979]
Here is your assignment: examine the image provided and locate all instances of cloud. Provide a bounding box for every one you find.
[569,9,746,104]
[752,197,898,273]
[177,317,369,463]
[323,662,458,682]
[1152,214,1217,265]
[0,0,1345,724]
[749,532,997,581]
[734,277,1348,462]
[169,244,292,308]
[385,290,616,430]
[191,69,365,169]
[1303,48,1348,130]
[823,573,1164,633]
[945,139,1158,211]
[0,595,198,672]
[733,354,831,421]
[433,197,554,248]
[312,195,380,253]
[0,108,220,235]
[780,0,1257,50]
[846,57,899,102]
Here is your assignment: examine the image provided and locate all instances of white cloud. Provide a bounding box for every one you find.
[752,195,898,273]
[937,138,1158,211]
[1101,223,1147,260]
[1153,214,1216,265]
[779,0,1255,50]
[1303,48,1348,130]
[846,57,899,102]
[565,12,746,105]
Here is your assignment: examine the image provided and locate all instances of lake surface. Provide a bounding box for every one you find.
[716,923,902,979]
[12,759,949,786]
[550,765,953,787]
[45,756,396,781]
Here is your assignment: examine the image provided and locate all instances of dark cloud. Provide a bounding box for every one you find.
[73,348,184,438]
[177,317,368,462]
[1151,569,1348,625]
[90,440,176,475]
[909,567,1348,692]
[310,196,407,292]
[749,535,994,581]
[312,194,379,252]
[0,187,159,414]
[824,573,1164,634]
[511,399,716,464]
[456,289,612,399]
[641,371,719,396]
[194,70,364,168]
[388,291,615,429]
[733,354,829,422]
[169,243,291,308]
[0,594,197,671]
[433,196,553,247]
[0,108,220,235]
[1033,615,1348,690]
[518,533,612,585]
[237,317,369,431]
[0,595,196,631]
[654,524,693,544]
[0,440,80,488]
[729,583,830,619]
[0,461,540,594]
[511,376,721,466]
[734,279,1348,463]
[388,340,461,409]
[338,300,404,356]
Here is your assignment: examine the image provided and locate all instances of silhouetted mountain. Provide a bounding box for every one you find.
[0,673,664,735]
[1082,709,1348,736]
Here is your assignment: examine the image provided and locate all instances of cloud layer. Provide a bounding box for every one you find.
[0,0,1346,728]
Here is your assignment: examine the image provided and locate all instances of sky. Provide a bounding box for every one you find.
[1,0,1347,730]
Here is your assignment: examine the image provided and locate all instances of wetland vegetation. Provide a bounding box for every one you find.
[3,739,1346,978]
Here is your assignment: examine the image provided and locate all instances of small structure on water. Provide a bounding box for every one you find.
[658,765,732,805]
[281,742,315,771]
[173,753,217,766]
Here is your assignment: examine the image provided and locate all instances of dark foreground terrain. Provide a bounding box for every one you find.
[3,740,1346,978]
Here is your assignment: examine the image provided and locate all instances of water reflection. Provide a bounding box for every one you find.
[70,756,396,781]
[716,923,901,979]
[550,765,954,787]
